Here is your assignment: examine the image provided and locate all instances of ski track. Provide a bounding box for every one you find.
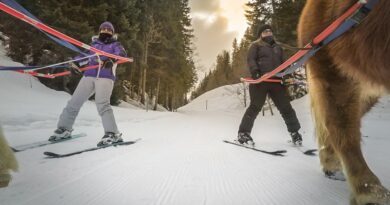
[1,68,390,204]
[17,148,136,205]
[4,109,389,205]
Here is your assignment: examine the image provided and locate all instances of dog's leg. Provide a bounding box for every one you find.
[308,60,344,180]
[307,58,390,205]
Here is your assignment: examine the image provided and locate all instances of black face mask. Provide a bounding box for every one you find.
[262,36,275,45]
[98,33,112,42]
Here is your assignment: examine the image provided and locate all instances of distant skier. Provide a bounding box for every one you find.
[49,21,127,147]
[0,126,18,188]
[237,24,302,146]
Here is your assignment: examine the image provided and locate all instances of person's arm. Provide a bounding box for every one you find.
[66,52,91,75]
[280,46,285,63]
[101,42,127,69]
[113,42,127,58]
[247,43,262,79]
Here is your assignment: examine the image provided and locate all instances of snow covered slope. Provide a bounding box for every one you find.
[1,42,390,205]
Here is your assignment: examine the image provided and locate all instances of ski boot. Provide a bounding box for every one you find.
[48,127,72,142]
[97,132,123,147]
[237,132,255,146]
[290,131,303,146]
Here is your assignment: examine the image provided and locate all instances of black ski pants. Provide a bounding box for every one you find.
[238,82,301,134]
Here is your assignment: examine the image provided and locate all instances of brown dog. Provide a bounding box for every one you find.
[298,1,390,204]
[0,126,18,188]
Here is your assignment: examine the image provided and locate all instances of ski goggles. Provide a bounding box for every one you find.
[100,27,113,34]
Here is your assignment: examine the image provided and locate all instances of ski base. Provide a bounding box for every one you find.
[44,138,141,158]
[12,133,87,152]
[223,140,287,156]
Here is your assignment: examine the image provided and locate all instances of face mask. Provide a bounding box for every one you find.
[262,36,275,45]
[98,33,112,42]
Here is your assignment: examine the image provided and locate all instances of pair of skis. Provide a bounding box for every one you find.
[223,139,317,157]
[11,134,141,158]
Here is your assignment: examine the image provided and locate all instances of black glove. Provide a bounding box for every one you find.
[250,69,262,80]
[68,61,82,76]
[102,59,115,69]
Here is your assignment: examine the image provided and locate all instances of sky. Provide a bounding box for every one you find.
[189,0,249,78]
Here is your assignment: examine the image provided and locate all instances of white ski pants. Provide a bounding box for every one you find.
[57,76,119,134]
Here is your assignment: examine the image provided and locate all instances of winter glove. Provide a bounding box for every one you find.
[102,59,115,69]
[68,60,82,76]
[250,69,262,80]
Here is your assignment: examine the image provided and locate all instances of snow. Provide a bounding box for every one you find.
[1,42,390,205]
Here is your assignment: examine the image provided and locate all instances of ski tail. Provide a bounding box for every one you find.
[302,149,317,156]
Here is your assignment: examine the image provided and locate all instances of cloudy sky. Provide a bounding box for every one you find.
[189,0,248,77]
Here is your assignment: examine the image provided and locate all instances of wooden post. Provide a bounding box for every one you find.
[154,76,160,111]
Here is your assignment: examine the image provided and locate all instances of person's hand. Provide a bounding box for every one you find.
[251,69,262,79]
[102,59,114,69]
[68,61,82,75]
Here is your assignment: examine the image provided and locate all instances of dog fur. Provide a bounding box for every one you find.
[0,126,18,188]
[298,0,390,204]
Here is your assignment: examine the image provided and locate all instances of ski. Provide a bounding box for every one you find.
[12,133,87,152]
[44,138,141,158]
[223,140,287,156]
[287,141,317,156]
[293,146,317,156]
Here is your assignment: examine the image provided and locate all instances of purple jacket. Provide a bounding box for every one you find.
[76,35,126,81]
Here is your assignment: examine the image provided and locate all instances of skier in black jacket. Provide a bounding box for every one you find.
[237,24,302,146]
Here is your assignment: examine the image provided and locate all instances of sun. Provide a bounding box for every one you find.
[219,0,248,40]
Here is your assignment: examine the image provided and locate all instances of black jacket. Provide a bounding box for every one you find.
[247,39,284,78]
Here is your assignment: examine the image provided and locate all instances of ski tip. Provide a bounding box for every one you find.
[222,140,230,143]
[10,147,19,152]
[115,138,142,146]
[43,151,61,158]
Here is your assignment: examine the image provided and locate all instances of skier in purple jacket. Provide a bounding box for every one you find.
[49,21,127,147]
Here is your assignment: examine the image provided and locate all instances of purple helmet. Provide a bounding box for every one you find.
[99,21,115,33]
